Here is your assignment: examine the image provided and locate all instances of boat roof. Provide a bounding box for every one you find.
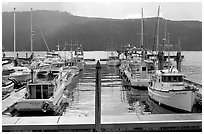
[156,69,184,76]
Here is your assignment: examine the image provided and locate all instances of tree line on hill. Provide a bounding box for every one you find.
[2,10,202,51]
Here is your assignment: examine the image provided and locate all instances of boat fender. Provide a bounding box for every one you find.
[41,101,49,112]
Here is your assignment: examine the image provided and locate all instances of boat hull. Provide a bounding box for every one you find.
[2,83,14,95]
[148,86,196,112]
[130,78,149,87]
[3,73,31,83]
[16,82,65,112]
[15,99,55,112]
[107,60,120,66]
[125,70,150,88]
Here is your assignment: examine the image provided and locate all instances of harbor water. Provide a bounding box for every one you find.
[3,51,202,116]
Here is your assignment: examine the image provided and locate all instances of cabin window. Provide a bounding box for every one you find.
[142,67,146,71]
[162,76,183,82]
[147,63,155,72]
[48,85,54,97]
[36,85,42,99]
[37,71,47,79]
[43,85,48,99]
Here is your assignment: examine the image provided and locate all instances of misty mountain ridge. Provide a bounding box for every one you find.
[2,10,202,51]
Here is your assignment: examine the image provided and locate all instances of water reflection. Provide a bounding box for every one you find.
[65,64,201,117]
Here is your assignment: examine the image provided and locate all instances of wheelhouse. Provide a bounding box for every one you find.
[161,74,184,83]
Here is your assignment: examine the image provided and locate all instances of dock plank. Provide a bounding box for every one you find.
[2,114,202,132]
[2,117,20,124]
[16,116,60,124]
[137,113,202,122]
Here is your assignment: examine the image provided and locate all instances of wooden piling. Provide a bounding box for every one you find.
[95,60,102,132]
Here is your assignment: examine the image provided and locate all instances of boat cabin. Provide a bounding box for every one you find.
[26,84,54,99]
[129,60,155,79]
[36,70,59,81]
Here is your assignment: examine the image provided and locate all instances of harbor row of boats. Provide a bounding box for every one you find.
[2,46,85,114]
[2,7,200,115]
[107,7,199,112]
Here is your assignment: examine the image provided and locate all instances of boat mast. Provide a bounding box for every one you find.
[71,39,73,59]
[176,38,182,72]
[76,42,78,63]
[156,6,160,56]
[57,42,60,55]
[31,8,33,53]
[141,8,144,60]
[163,21,167,52]
[14,7,16,57]
[167,33,170,73]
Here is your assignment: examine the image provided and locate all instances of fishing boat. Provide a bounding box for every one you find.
[148,6,197,112]
[73,44,85,71]
[106,51,120,66]
[120,8,155,88]
[15,65,74,113]
[124,59,155,88]
[148,67,197,112]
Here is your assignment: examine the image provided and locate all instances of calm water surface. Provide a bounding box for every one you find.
[62,63,201,117]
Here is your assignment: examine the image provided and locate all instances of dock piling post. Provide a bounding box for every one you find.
[26,53,28,58]
[95,60,102,132]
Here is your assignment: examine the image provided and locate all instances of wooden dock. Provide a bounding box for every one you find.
[2,113,202,132]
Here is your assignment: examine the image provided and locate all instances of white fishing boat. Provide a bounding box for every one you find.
[106,51,120,66]
[124,59,155,88]
[148,68,197,112]
[15,65,74,113]
[120,8,155,88]
[73,45,85,71]
[148,6,197,112]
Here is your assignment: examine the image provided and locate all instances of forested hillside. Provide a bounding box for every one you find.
[2,10,202,51]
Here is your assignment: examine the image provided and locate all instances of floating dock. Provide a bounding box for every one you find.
[2,113,202,132]
[2,85,202,132]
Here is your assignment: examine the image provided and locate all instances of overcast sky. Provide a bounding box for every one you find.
[2,2,202,21]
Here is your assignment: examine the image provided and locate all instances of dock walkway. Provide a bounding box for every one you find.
[2,113,202,132]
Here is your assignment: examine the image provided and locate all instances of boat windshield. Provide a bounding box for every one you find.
[109,56,118,60]
[162,75,183,82]
[37,70,59,81]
